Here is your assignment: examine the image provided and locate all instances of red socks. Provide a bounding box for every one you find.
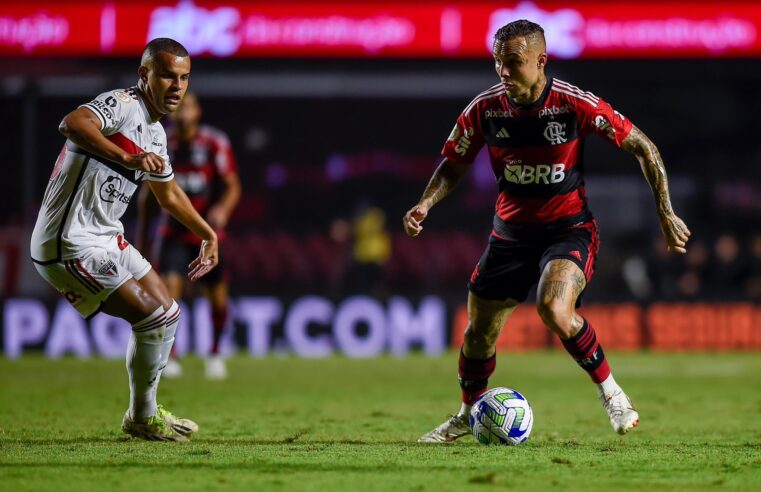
[560,318,611,383]
[458,350,496,405]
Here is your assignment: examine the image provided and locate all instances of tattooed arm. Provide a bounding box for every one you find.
[621,125,691,254]
[402,157,469,237]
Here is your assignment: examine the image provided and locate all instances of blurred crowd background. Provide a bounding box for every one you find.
[0,1,758,309]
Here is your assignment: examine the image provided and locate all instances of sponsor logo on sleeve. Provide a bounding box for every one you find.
[447,124,462,141]
[594,115,614,140]
[595,110,626,140]
[89,99,114,121]
[454,126,475,156]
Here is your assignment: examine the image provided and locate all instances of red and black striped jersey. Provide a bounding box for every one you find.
[441,78,632,236]
[160,125,238,245]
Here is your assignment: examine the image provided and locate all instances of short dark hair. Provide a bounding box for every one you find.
[141,38,188,65]
[494,19,544,43]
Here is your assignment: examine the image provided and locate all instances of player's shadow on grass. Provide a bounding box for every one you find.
[0,437,464,446]
[0,461,480,473]
[3,438,758,450]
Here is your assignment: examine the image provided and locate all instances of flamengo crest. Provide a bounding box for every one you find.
[543,121,567,145]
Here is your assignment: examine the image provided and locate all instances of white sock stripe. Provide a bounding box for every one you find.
[132,305,166,331]
[133,316,167,333]
[133,315,165,331]
[165,301,181,326]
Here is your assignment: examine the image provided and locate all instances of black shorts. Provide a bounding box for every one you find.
[158,238,227,285]
[468,220,599,306]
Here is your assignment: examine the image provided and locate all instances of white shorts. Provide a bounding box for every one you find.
[33,234,152,319]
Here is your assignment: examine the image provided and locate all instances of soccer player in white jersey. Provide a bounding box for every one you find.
[30,38,217,442]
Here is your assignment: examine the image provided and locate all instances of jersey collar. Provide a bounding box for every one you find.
[507,77,553,111]
[134,86,160,124]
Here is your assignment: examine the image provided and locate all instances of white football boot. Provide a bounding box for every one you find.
[600,389,639,435]
[205,356,228,380]
[162,358,183,379]
[418,413,470,443]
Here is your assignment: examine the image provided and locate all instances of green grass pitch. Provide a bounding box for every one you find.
[1,353,760,491]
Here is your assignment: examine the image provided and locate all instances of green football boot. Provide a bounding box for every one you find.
[157,404,199,436]
[122,411,188,442]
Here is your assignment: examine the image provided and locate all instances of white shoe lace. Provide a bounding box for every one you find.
[603,391,632,416]
[419,414,469,442]
[601,390,638,434]
[443,413,467,430]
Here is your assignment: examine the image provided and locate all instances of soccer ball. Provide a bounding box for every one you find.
[469,387,533,445]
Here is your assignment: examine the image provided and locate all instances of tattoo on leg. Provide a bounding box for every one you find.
[543,281,567,301]
[572,271,586,299]
[548,261,572,276]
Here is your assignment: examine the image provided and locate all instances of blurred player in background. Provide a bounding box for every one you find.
[30,38,218,441]
[405,20,690,442]
[138,92,241,380]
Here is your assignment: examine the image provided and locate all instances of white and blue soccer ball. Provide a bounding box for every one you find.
[469,387,533,445]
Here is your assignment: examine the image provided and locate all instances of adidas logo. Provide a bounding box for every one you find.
[496,127,510,138]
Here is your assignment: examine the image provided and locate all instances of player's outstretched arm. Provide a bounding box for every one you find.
[148,179,219,281]
[59,107,166,174]
[621,125,691,254]
[403,157,469,237]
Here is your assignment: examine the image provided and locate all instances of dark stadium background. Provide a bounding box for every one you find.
[0,1,759,357]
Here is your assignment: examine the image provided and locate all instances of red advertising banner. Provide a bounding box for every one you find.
[1,1,760,58]
[451,303,761,351]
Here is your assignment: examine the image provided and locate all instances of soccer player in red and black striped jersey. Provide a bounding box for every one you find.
[138,92,241,380]
[408,20,691,442]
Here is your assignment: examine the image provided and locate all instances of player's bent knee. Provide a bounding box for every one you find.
[102,278,166,324]
[131,305,167,340]
[536,301,575,338]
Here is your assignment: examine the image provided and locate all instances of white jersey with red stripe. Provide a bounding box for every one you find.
[31,87,174,264]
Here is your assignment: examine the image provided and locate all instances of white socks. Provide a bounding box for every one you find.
[458,402,472,419]
[127,305,166,420]
[597,373,622,398]
[150,301,181,403]
[158,301,181,377]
